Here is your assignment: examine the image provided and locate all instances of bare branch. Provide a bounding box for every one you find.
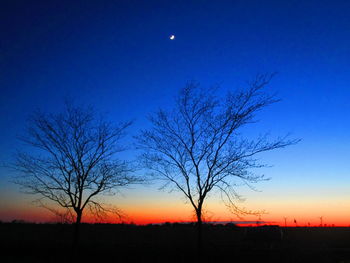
[136,75,298,225]
[12,102,142,225]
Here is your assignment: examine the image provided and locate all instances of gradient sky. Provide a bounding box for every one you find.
[1,0,350,226]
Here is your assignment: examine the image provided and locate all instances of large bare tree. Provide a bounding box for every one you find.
[136,74,299,255]
[13,103,139,245]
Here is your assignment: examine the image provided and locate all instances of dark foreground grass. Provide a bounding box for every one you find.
[1,222,350,263]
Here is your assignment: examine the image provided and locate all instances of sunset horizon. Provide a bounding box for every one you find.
[1,1,350,262]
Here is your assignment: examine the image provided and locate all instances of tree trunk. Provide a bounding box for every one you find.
[196,209,203,262]
[73,210,82,251]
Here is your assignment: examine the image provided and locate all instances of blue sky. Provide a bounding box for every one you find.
[1,0,350,224]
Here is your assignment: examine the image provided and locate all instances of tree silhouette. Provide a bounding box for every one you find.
[13,102,140,247]
[136,74,299,258]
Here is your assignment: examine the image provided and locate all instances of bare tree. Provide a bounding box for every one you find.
[13,103,140,246]
[136,74,299,256]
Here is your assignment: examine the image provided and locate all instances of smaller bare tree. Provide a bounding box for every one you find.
[13,103,140,246]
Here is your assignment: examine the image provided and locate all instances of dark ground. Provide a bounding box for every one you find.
[1,222,350,263]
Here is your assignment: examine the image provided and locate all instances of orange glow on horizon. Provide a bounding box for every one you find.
[2,207,349,227]
[1,193,350,226]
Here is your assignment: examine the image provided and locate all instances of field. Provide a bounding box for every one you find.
[1,222,350,263]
